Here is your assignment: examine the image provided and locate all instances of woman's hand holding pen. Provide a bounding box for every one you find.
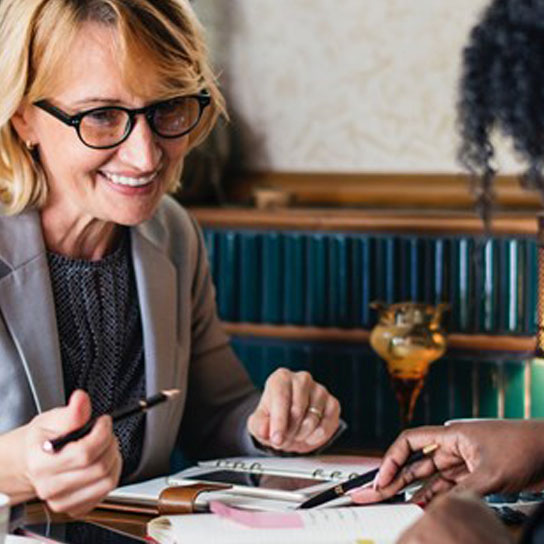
[15,390,122,515]
[351,420,544,506]
[247,368,341,453]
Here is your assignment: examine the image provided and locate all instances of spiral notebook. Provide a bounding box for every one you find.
[105,455,381,514]
[194,454,381,481]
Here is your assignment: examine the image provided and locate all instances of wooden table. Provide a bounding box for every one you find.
[15,496,526,543]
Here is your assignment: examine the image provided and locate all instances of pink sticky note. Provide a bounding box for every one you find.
[209,501,304,529]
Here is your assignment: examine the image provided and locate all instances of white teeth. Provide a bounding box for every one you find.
[102,171,158,187]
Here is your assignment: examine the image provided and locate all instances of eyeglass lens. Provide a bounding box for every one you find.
[79,97,202,148]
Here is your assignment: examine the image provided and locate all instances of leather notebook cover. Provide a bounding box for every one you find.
[99,483,232,515]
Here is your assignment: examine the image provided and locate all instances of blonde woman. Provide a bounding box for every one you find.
[0,0,341,516]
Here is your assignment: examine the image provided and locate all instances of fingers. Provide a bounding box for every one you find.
[353,449,478,506]
[45,435,119,503]
[23,400,123,515]
[66,389,93,429]
[247,368,341,454]
[350,469,459,507]
[247,407,270,444]
[33,416,116,495]
[354,423,509,507]
[350,463,420,505]
[302,393,340,448]
[273,372,340,453]
[374,424,471,494]
[410,474,457,506]
[267,369,293,447]
[353,427,462,504]
[247,368,293,448]
[349,485,388,504]
[452,468,497,498]
[292,384,329,443]
[59,415,114,471]
[38,390,92,437]
[374,427,444,490]
[284,371,314,442]
[254,368,315,448]
[46,438,122,516]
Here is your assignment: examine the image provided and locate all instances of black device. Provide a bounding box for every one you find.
[183,469,328,491]
[19,520,147,544]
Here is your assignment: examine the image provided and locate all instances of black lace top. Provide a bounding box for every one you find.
[47,231,146,480]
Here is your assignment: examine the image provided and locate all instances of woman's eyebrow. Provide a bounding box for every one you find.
[71,97,124,107]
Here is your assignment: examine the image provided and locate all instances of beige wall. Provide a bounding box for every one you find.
[196,0,521,175]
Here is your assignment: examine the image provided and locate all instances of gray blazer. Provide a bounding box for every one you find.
[0,196,260,482]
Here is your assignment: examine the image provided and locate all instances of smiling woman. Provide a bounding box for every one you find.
[0,1,224,218]
[12,22,202,252]
[0,0,341,518]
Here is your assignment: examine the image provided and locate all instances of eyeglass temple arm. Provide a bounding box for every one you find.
[34,101,79,126]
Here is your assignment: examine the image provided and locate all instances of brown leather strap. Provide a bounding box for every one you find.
[97,500,158,515]
[158,483,232,514]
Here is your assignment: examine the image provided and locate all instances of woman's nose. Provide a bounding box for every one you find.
[118,115,162,171]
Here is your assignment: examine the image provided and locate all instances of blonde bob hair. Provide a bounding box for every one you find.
[0,0,225,215]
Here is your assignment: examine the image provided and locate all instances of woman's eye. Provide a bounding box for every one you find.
[156,98,189,116]
[85,109,124,126]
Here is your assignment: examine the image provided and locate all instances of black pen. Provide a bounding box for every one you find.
[42,389,181,453]
[298,443,439,509]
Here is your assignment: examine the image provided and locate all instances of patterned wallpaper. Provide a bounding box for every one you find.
[195,0,522,175]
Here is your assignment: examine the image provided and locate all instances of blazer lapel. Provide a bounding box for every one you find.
[0,212,64,412]
[0,210,179,474]
[130,228,178,477]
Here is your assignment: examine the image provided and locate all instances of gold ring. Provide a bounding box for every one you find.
[308,406,323,421]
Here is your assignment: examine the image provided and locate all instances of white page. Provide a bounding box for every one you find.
[106,476,170,505]
[148,504,422,544]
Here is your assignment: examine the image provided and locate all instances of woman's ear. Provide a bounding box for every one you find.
[10,103,37,145]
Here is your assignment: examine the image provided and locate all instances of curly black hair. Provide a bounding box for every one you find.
[458,0,544,223]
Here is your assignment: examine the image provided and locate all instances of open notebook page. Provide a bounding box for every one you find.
[193,454,381,481]
[148,504,422,544]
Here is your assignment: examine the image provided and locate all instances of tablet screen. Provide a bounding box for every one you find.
[184,469,328,491]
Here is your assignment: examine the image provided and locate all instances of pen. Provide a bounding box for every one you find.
[298,443,438,509]
[42,389,181,453]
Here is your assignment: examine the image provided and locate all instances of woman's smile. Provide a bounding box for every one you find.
[98,167,162,197]
[100,169,160,188]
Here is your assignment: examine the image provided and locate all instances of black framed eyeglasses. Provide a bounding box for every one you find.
[34,92,211,150]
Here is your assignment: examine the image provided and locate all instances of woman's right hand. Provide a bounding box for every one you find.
[351,420,544,506]
[7,390,122,516]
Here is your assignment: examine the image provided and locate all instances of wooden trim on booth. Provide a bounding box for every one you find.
[222,322,536,354]
[226,172,543,211]
[190,207,537,236]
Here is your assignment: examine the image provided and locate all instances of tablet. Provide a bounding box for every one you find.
[169,468,331,502]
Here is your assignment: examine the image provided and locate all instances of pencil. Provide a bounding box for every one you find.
[42,389,181,453]
[298,443,438,509]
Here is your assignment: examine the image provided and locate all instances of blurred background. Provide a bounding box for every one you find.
[180,1,542,451]
[183,0,533,208]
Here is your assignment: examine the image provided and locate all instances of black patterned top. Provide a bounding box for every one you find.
[47,230,145,481]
